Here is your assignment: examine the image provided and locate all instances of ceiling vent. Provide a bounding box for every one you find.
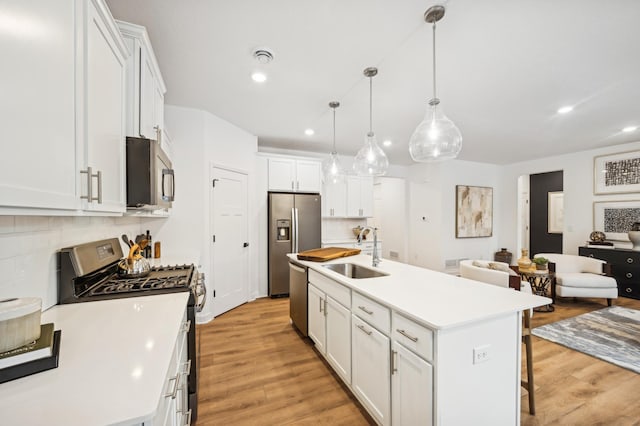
[253,48,274,64]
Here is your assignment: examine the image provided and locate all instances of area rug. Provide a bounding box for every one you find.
[532,306,640,374]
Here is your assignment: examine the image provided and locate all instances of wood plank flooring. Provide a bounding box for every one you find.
[196,296,640,425]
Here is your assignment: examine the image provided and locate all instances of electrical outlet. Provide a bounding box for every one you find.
[473,345,491,364]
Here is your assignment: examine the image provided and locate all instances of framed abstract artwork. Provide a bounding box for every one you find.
[455,185,493,238]
[548,191,564,234]
[593,200,640,241]
[594,150,640,194]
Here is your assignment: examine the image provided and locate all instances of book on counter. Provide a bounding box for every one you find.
[0,323,61,384]
[586,241,614,246]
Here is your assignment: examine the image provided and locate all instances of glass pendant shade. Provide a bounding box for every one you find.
[409,99,462,162]
[322,151,345,184]
[353,132,389,176]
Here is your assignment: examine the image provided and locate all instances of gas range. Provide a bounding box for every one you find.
[57,238,205,310]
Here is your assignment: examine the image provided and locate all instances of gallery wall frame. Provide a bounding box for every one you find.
[548,191,564,234]
[594,150,640,194]
[593,200,640,241]
[455,185,493,238]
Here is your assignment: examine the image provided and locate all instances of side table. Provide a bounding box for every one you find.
[520,269,555,312]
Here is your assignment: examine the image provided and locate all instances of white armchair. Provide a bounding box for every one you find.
[534,253,618,306]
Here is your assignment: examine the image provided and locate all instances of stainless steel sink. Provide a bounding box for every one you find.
[322,263,388,279]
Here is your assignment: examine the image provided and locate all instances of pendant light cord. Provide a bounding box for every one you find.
[332,107,337,154]
[432,21,437,100]
[369,76,373,134]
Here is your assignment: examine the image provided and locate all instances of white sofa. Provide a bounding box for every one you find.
[459,260,532,294]
[534,253,617,305]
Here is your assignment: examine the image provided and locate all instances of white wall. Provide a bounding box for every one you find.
[498,140,640,255]
[407,160,503,271]
[0,216,142,310]
[157,105,258,322]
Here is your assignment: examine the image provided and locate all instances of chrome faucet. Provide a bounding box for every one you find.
[358,226,381,267]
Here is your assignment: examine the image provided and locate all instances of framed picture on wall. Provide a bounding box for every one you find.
[548,191,564,234]
[593,200,640,241]
[594,150,640,194]
[455,185,493,238]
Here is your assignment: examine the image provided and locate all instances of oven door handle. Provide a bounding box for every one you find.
[195,273,207,312]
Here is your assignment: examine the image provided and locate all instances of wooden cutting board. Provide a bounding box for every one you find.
[297,247,361,262]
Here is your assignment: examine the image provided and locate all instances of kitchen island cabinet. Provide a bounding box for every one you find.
[289,254,550,425]
[0,293,190,426]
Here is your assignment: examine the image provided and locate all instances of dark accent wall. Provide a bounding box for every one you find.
[530,171,563,256]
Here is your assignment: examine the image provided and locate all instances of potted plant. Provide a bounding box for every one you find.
[532,257,549,271]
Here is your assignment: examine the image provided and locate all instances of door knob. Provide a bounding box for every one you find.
[243,242,250,247]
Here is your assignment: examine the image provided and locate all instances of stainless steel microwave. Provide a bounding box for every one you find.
[126,136,175,210]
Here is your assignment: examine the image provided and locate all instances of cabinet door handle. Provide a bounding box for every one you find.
[627,272,633,279]
[182,320,191,333]
[178,409,192,426]
[588,254,594,258]
[358,305,373,315]
[357,324,372,335]
[154,125,162,145]
[323,299,328,316]
[627,258,634,264]
[165,374,180,399]
[291,181,294,190]
[319,297,323,313]
[80,167,93,202]
[296,181,300,190]
[391,349,397,375]
[626,287,633,293]
[95,170,102,204]
[181,359,192,376]
[397,328,418,342]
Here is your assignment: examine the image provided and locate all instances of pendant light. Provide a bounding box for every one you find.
[353,67,388,176]
[409,5,462,162]
[322,101,346,184]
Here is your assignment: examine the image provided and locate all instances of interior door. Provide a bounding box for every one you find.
[211,167,249,317]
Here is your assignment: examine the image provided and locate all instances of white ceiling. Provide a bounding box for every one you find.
[106,0,640,166]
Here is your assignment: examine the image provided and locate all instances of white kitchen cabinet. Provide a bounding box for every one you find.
[347,176,374,217]
[322,181,347,217]
[308,283,327,355]
[0,0,127,215]
[352,315,391,426]
[391,341,433,426]
[82,0,127,213]
[308,270,352,385]
[267,157,321,192]
[117,21,167,140]
[0,0,78,211]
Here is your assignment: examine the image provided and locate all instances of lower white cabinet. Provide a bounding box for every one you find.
[352,315,391,426]
[391,341,433,426]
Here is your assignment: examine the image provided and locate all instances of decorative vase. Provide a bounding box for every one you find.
[517,249,532,271]
[629,223,640,250]
[536,263,547,271]
[494,248,512,264]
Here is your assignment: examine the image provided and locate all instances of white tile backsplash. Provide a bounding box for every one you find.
[322,218,367,242]
[0,216,145,310]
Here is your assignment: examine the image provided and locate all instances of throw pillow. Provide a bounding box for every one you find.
[472,260,489,268]
[488,262,511,273]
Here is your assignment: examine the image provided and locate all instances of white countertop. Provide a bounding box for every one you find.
[0,293,189,426]
[322,239,382,244]
[289,254,550,330]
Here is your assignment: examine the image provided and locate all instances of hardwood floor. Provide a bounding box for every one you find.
[196,296,640,425]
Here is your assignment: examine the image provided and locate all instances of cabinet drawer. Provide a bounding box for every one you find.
[618,282,640,299]
[610,265,640,282]
[580,247,639,265]
[392,312,434,362]
[309,269,351,307]
[352,292,390,335]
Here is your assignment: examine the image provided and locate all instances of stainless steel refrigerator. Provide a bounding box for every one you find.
[268,192,321,297]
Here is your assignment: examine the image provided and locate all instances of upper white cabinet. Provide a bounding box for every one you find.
[82,0,128,213]
[0,0,127,214]
[346,176,374,217]
[117,21,167,140]
[267,157,321,193]
[322,182,347,217]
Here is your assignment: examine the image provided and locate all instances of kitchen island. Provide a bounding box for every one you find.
[0,293,190,426]
[289,253,550,426]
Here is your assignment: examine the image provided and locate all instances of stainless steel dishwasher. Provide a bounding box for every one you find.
[289,261,308,336]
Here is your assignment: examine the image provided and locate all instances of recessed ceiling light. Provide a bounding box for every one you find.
[251,72,267,83]
[622,126,638,133]
[557,106,573,114]
[304,129,314,136]
[383,140,392,147]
